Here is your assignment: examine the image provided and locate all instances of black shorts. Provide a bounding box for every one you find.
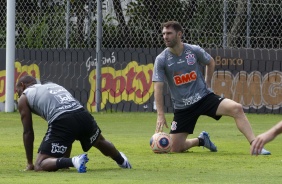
[38,108,101,157]
[170,93,224,134]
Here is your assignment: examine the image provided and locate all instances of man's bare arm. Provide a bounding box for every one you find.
[154,82,168,132]
[205,57,215,88]
[18,95,34,170]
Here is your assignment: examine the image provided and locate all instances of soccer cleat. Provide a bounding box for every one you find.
[118,152,132,169]
[198,131,217,152]
[259,148,271,155]
[72,153,89,173]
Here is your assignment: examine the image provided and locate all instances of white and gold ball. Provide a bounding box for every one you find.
[150,132,172,153]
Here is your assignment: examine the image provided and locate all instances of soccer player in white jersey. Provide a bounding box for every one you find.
[16,75,131,172]
[152,20,270,155]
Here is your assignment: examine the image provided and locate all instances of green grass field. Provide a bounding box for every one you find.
[1,112,282,184]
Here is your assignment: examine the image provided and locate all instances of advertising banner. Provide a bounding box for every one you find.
[0,48,281,113]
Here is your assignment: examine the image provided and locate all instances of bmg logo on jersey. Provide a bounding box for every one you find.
[173,71,197,85]
[54,93,74,104]
[51,143,67,154]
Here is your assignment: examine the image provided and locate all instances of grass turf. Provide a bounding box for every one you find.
[0,112,282,184]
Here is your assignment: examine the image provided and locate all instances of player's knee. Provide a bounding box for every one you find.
[230,102,244,117]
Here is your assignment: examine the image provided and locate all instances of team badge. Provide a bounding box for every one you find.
[186,54,196,65]
[171,121,177,131]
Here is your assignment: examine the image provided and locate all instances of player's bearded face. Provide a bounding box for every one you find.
[165,35,177,48]
[162,28,178,48]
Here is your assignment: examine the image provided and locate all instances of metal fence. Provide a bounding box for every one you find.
[1,0,282,113]
[1,0,281,49]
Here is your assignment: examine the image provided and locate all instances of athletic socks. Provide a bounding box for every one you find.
[112,152,124,165]
[56,158,73,169]
[198,137,205,146]
[56,153,125,168]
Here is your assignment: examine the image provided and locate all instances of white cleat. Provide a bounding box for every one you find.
[118,152,132,169]
[259,148,271,155]
[72,153,89,173]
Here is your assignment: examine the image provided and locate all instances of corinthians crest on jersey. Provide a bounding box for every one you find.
[186,53,196,65]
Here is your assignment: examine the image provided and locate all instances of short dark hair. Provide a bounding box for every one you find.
[161,21,184,33]
[17,75,37,86]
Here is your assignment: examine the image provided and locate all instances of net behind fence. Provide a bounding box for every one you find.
[0,0,281,113]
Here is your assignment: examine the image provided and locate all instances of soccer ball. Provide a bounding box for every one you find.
[150,132,172,153]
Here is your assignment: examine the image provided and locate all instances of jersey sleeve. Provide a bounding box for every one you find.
[193,45,212,65]
[23,86,37,109]
[152,54,165,82]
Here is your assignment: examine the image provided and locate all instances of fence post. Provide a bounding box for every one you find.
[95,0,102,112]
[66,0,70,48]
[223,0,227,48]
[87,0,92,47]
[5,0,16,112]
[246,0,251,48]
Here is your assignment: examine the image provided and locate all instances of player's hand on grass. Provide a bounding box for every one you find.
[25,163,34,171]
[250,139,264,156]
[156,114,168,133]
[250,132,273,155]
